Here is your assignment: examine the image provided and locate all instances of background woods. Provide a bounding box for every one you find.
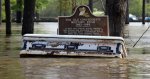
[0,0,146,37]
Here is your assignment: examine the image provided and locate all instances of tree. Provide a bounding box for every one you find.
[106,0,127,36]
[129,0,142,16]
[5,0,11,35]
[72,0,76,13]
[0,0,1,24]
[22,0,36,35]
[76,0,87,5]
[59,0,72,16]
[142,0,145,24]
[35,0,50,20]
[89,0,93,12]
[125,0,129,24]
[16,0,22,23]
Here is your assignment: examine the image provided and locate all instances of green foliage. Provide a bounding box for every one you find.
[1,0,5,19]
[40,0,73,17]
[76,0,88,5]
[39,0,102,17]
[36,0,50,12]
[11,0,23,14]
[40,0,60,17]
[1,0,51,20]
[1,0,21,19]
[93,8,104,16]
[129,0,150,17]
[146,4,150,16]
[38,0,106,17]
[129,0,142,17]
[1,0,104,19]
[3,0,145,20]
[59,0,72,15]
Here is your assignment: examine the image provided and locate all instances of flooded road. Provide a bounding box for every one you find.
[1,22,150,79]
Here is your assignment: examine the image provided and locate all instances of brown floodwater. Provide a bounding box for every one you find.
[0,22,150,79]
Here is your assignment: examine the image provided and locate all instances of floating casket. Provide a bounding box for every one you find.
[20,34,127,58]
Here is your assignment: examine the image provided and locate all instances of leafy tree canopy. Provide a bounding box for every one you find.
[129,0,142,17]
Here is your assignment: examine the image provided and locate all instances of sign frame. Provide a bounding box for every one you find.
[58,5,109,36]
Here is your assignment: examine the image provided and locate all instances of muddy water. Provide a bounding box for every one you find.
[0,23,150,79]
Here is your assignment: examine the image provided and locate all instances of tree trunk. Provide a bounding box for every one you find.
[125,0,129,24]
[89,0,93,12]
[22,0,36,35]
[142,0,145,24]
[16,0,22,23]
[106,0,127,36]
[0,0,2,24]
[5,0,11,35]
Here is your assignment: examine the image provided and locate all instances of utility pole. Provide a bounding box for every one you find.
[142,0,145,24]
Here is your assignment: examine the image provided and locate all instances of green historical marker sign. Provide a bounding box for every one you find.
[59,5,109,36]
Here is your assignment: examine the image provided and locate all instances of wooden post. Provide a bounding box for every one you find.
[142,0,145,24]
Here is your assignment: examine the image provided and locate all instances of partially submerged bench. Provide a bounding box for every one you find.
[20,34,127,58]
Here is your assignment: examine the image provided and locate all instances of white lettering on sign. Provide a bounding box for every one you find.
[63,28,104,35]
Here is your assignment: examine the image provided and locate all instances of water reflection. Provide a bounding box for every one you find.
[20,58,129,79]
[0,22,150,79]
